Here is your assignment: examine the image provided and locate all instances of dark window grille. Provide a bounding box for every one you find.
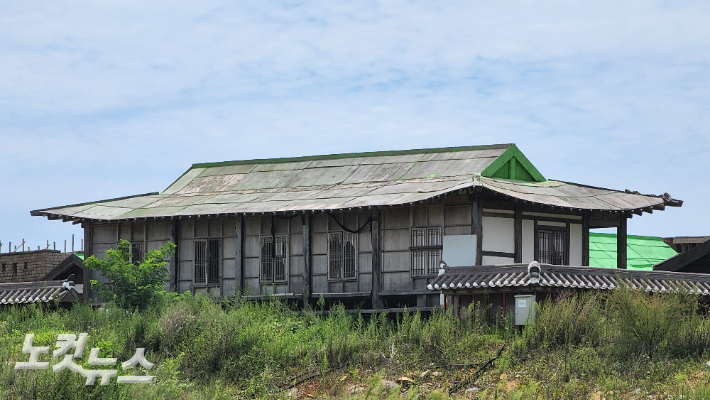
[131,242,144,266]
[328,232,357,280]
[208,240,220,284]
[411,227,442,276]
[261,236,287,283]
[538,230,566,265]
[194,239,220,285]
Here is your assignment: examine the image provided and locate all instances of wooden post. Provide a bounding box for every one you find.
[83,221,92,299]
[371,211,382,309]
[514,205,522,263]
[239,216,245,294]
[582,211,590,266]
[172,219,179,292]
[302,213,311,307]
[617,214,627,269]
[471,196,483,266]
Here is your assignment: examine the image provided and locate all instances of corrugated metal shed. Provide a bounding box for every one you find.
[589,233,679,270]
[31,144,682,222]
[0,279,80,305]
[428,264,710,295]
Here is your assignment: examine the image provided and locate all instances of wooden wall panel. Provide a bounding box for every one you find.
[222,259,237,279]
[93,224,117,244]
[358,253,372,274]
[243,258,260,279]
[147,221,171,240]
[195,220,209,238]
[312,275,328,293]
[179,220,194,238]
[222,279,236,298]
[383,272,411,291]
[383,208,409,229]
[244,236,260,258]
[312,254,328,277]
[382,252,410,273]
[358,272,372,292]
[382,229,410,251]
[178,261,193,280]
[245,216,260,235]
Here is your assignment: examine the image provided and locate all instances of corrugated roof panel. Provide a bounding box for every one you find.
[343,163,416,184]
[286,165,360,188]
[162,168,205,194]
[198,164,257,177]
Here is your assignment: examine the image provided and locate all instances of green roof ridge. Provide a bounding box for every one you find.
[190,143,513,169]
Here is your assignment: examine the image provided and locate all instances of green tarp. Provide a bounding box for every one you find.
[589,232,678,270]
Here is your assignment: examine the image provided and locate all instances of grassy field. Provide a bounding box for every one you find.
[3,289,710,399]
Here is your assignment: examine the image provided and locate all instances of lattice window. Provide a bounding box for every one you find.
[537,230,566,265]
[194,239,220,285]
[130,242,144,266]
[261,236,288,283]
[328,232,357,280]
[411,227,442,276]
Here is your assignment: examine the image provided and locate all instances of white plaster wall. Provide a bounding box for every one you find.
[482,256,515,265]
[482,216,514,253]
[569,223,583,266]
[522,220,534,263]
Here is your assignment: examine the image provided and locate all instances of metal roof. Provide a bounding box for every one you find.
[589,233,679,270]
[0,279,80,305]
[427,264,710,295]
[31,144,682,222]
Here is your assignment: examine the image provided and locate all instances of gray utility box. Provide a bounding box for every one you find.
[514,295,536,326]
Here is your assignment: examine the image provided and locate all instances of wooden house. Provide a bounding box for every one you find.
[31,144,683,310]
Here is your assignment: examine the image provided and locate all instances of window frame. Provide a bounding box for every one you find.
[260,235,289,284]
[194,238,221,287]
[130,242,144,266]
[327,231,358,281]
[534,222,570,265]
[410,226,443,277]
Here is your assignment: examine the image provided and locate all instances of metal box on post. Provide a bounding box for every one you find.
[514,294,535,325]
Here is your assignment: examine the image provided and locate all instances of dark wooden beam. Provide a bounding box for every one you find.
[472,196,483,266]
[172,219,179,292]
[371,210,382,309]
[514,205,522,263]
[83,220,93,299]
[239,216,245,295]
[302,213,311,306]
[617,215,627,269]
[582,211,590,266]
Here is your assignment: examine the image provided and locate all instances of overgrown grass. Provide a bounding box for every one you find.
[3,288,710,399]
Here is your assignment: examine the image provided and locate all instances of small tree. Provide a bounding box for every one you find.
[84,239,176,310]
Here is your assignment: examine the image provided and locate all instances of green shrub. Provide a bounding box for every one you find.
[83,239,175,310]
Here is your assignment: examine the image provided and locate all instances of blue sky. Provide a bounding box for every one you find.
[1,1,709,252]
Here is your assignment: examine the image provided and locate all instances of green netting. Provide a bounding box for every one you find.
[589,232,678,270]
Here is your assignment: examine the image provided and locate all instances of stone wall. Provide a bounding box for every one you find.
[0,250,71,283]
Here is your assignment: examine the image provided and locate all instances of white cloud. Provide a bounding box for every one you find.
[0,0,709,247]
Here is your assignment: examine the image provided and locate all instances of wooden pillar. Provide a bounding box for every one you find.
[371,211,382,309]
[172,219,179,292]
[83,220,93,300]
[302,213,311,307]
[582,211,590,266]
[514,205,522,263]
[617,214,627,269]
[239,216,245,295]
[471,195,483,266]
